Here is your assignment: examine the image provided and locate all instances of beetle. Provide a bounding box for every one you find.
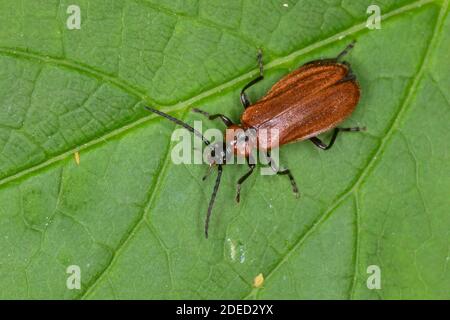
[145,41,365,238]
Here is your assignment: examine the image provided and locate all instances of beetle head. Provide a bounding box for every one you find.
[206,141,232,166]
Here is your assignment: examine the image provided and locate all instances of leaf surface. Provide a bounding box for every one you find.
[0,0,449,299]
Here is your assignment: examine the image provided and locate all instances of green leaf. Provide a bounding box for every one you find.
[0,0,449,299]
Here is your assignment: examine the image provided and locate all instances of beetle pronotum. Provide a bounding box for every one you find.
[146,41,365,238]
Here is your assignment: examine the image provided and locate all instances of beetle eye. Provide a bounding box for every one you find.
[236,132,247,143]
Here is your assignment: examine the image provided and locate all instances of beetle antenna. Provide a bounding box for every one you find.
[204,164,223,239]
[145,106,211,146]
[336,40,356,61]
[202,164,214,181]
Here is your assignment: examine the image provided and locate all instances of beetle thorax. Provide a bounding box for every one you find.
[225,124,258,157]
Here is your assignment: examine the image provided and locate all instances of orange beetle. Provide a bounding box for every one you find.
[146,41,365,238]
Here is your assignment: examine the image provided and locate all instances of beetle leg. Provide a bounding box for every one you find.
[277,169,300,198]
[235,164,255,203]
[235,155,257,203]
[336,40,356,61]
[266,152,300,198]
[336,72,356,84]
[240,49,265,109]
[310,127,366,150]
[192,108,234,126]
